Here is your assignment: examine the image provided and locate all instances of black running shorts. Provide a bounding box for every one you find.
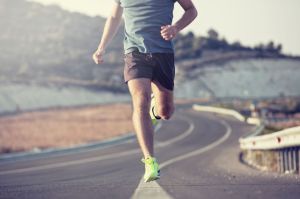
[124,51,175,91]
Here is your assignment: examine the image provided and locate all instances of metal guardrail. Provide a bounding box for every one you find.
[192,104,262,125]
[192,104,300,174]
[246,117,261,125]
[240,126,300,175]
[192,104,246,122]
[193,105,300,175]
[239,126,300,150]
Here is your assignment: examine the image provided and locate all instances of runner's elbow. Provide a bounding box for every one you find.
[191,7,198,20]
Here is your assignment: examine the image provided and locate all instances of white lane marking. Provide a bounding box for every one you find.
[160,120,232,169]
[156,118,194,147]
[131,179,173,199]
[130,119,232,199]
[130,117,193,199]
[0,117,191,175]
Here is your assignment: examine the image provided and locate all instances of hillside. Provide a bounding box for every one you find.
[0,0,125,91]
[175,58,300,99]
[0,0,299,98]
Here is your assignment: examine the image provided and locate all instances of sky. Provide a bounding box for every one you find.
[28,0,300,55]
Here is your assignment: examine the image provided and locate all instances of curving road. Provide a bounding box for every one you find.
[0,107,299,199]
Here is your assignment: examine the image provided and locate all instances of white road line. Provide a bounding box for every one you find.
[130,119,232,199]
[0,116,191,175]
[131,179,173,199]
[160,120,232,169]
[156,117,194,147]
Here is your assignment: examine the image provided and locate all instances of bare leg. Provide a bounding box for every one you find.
[128,78,154,158]
[151,81,174,120]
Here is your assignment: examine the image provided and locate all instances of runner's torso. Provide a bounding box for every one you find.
[115,0,176,53]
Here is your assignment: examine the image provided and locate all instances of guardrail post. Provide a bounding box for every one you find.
[291,148,296,173]
[294,147,299,173]
[279,150,284,173]
[284,150,288,173]
[292,148,296,173]
[281,150,284,173]
[277,150,280,173]
[293,148,296,173]
[289,149,293,173]
[291,148,294,173]
[298,147,300,175]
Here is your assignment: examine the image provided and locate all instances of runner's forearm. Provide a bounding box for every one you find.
[173,5,197,32]
[98,16,122,51]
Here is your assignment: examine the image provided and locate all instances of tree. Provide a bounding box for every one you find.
[207,29,219,40]
[186,31,194,39]
[276,44,282,54]
[219,38,229,50]
[266,41,275,52]
[254,43,264,52]
[231,41,242,50]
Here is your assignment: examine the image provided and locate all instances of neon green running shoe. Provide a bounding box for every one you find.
[150,94,161,126]
[142,157,160,182]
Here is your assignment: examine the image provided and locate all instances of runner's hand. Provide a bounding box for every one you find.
[92,48,105,64]
[161,25,178,41]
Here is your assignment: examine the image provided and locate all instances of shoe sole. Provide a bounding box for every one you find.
[144,170,160,182]
[144,175,160,183]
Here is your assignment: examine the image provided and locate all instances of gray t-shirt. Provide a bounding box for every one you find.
[115,0,176,54]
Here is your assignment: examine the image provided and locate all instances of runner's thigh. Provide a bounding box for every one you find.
[128,78,152,106]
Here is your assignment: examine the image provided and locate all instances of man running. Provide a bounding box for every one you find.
[93,0,197,182]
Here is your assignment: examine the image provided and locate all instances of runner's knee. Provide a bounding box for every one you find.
[157,104,174,120]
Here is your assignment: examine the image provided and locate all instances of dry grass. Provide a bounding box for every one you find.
[0,103,133,154]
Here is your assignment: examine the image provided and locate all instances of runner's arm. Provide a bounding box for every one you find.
[174,0,198,32]
[161,0,197,40]
[93,2,123,64]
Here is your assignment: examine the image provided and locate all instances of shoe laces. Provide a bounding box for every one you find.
[141,157,156,165]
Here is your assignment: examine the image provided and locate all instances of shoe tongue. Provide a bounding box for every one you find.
[141,157,153,163]
[141,157,156,163]
[146,157,155,164]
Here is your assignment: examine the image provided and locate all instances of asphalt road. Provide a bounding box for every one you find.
[0,108,299,199]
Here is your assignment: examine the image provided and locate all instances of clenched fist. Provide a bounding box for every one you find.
[92,48,105,64]
[161,25,178,41]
